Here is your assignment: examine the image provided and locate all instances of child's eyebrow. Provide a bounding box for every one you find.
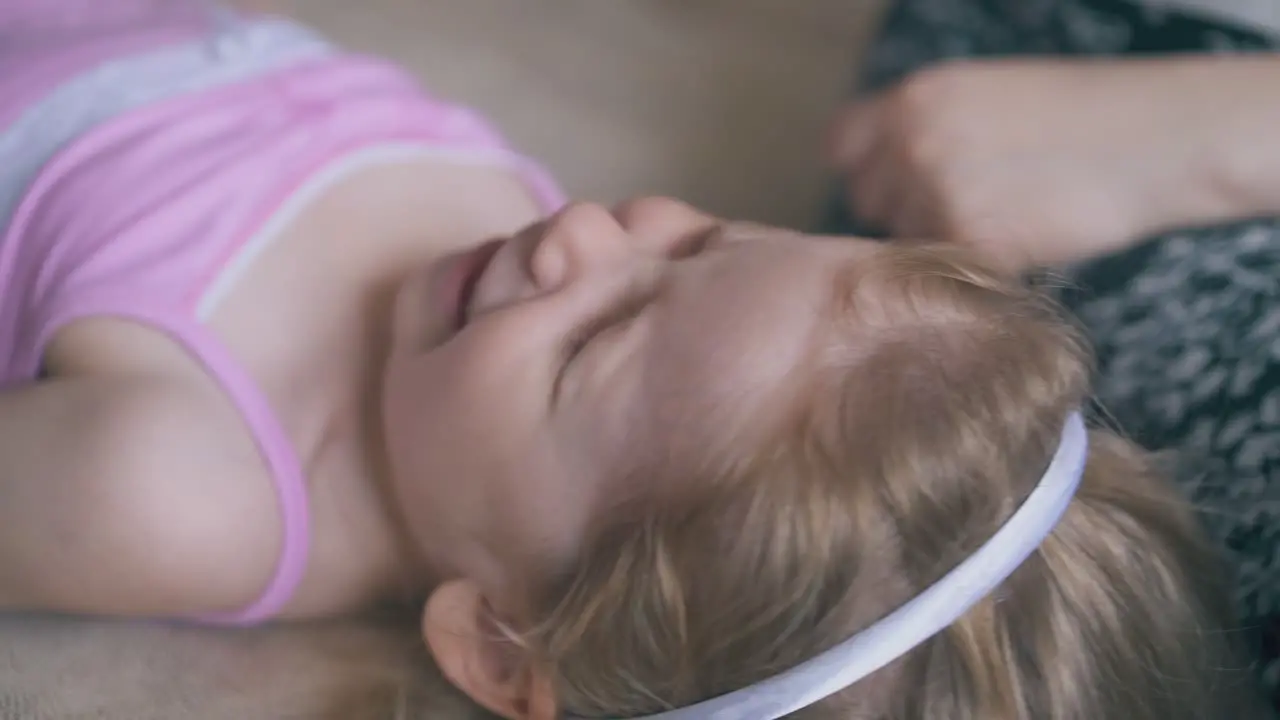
[552,275,663,405]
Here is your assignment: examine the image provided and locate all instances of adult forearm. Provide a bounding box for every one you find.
[1137,54,1280,234]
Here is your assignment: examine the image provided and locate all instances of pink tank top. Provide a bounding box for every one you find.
[0,2,565,625]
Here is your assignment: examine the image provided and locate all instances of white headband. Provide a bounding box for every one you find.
[581,411,1089,720]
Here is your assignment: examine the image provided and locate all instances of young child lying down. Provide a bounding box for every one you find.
[0,2,1268,718]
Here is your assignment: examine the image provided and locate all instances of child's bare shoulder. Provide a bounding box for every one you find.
[0,368,283,618]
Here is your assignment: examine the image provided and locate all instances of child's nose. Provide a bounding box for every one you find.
[530,202,635,289]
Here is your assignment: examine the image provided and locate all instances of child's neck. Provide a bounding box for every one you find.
[306,159,548,616]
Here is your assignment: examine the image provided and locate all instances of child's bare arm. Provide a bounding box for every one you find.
[0,374,280,618]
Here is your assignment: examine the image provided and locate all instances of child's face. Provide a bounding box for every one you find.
[382,198,875,599]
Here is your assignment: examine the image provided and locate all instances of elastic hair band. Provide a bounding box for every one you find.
[591,411,1089,720]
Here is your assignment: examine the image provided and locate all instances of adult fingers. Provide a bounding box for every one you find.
[844,140,899,232]
[827,97,884,171]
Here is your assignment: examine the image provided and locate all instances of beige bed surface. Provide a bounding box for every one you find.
[284,0,884,228]
[0,615,470,720]
[0,1,884,718]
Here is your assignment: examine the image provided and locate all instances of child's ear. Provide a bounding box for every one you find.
[422,579,559,720]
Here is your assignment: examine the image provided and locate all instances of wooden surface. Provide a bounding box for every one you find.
[0,1,886,717]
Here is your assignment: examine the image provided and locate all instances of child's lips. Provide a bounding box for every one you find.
[451,239,504,331]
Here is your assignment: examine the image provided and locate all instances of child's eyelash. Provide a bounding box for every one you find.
[671,226,722,259]
[547,227,720,405]
[551,278,660,404]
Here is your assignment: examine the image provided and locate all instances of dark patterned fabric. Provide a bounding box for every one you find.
[1073,223,1280,703]
[820,0,1280,706]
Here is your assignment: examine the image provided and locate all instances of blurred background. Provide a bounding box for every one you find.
[280,0,888,228]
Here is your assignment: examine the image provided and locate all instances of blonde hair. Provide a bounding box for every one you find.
[508,244,1266,719]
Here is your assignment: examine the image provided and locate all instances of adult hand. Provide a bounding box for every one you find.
[829,57,1278,271]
